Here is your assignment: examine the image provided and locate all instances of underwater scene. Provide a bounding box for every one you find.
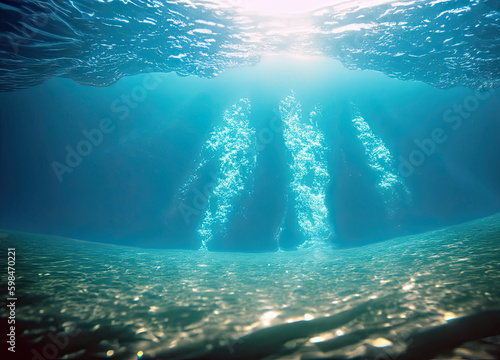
[1,0,500,359]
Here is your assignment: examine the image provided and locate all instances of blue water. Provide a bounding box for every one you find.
[1,56,499,250]
[1,1,500,359]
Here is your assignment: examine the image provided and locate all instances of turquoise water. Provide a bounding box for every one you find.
[1,215,500,359]
[1,1,500,359]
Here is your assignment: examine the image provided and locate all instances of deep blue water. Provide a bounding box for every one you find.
[1,0,500,251]
[1,56,499,251]
[1,1,500,359]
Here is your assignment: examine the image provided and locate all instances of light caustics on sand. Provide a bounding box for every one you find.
[279,92,333,248]
[186,99,257,250]
[351,104,411,217]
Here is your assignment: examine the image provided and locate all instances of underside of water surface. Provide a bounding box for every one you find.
[1,0,499,92]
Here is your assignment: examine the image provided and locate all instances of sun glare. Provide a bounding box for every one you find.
[223,0,397,17]
[228,0,337,16]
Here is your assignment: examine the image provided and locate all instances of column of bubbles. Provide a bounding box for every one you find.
[279,92,333,249]
[351,103,412,218]
[194,99,257,250]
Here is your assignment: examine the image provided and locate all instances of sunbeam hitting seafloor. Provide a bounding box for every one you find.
[1,214,500,360]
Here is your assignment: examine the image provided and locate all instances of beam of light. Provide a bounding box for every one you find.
[351,103,411,217]
[195,99,257,250]
[279,92,333,249]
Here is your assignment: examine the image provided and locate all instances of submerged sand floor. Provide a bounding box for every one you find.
[1,214,500,359]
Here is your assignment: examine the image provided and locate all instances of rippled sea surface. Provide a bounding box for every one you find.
[1,214,500,359]
[1,0,499,91]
